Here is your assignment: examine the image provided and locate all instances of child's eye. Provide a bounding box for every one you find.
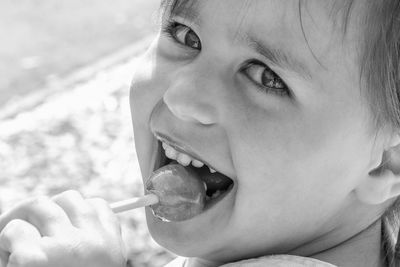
[243,61,290,96]
[163,21,202,50]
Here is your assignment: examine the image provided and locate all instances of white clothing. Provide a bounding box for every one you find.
[165,255,338,267]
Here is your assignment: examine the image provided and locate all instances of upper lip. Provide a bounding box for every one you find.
[153,131,221,173]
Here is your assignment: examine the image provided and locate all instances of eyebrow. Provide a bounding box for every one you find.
[245,36,313,80]
[164,0,312,80]
[163,0,202,26]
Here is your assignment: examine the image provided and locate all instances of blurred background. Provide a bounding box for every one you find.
[0,0,176,266]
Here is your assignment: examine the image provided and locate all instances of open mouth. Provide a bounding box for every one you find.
[153,140,234,210]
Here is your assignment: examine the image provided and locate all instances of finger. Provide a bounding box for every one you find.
[7,249,46,267]
[0,219,41,253]
[52,190,97,229]
[87,198,121,235]
[0,197,71,237]
[88,199,126,262]
[0,220,44,267]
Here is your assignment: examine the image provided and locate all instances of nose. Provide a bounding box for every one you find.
[163,69,218,125]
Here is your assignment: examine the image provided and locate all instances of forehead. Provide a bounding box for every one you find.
[163,0,356,32]
[162,0,361,64]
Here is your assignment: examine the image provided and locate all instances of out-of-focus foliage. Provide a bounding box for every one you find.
[0,57,175,267]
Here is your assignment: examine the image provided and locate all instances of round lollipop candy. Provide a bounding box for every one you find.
[110,163,207,222]
[145,163,207,221]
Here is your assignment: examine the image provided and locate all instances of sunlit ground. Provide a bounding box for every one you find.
[0,31,175,267]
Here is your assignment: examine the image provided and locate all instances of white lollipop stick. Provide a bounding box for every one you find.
[110,194,159,213]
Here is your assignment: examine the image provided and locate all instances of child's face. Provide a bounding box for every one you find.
[130,0,385,263]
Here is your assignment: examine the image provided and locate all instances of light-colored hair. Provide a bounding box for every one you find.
[359,1,400,266]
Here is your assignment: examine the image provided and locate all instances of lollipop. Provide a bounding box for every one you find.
[110,163,207,222]
[145,163,207,221]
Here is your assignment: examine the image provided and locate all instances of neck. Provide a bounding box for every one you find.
[311,218,386,267]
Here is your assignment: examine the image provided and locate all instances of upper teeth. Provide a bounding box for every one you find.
[162,141,216,173]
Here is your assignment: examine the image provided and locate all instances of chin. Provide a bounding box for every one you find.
[146,208,208,256]
[146,214,254,265]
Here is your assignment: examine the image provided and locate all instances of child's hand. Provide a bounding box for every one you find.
[0,190,127,267]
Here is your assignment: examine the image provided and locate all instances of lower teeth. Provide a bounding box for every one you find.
[211,190,223,198]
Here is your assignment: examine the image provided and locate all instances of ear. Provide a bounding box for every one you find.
[355,133,400,205]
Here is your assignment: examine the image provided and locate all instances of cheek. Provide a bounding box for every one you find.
[232,102,371,205]
[229,113,371,240]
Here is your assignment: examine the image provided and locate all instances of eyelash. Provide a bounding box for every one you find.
[242,61,290,97]
[162,20,201,51]
[161,20,291,97]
